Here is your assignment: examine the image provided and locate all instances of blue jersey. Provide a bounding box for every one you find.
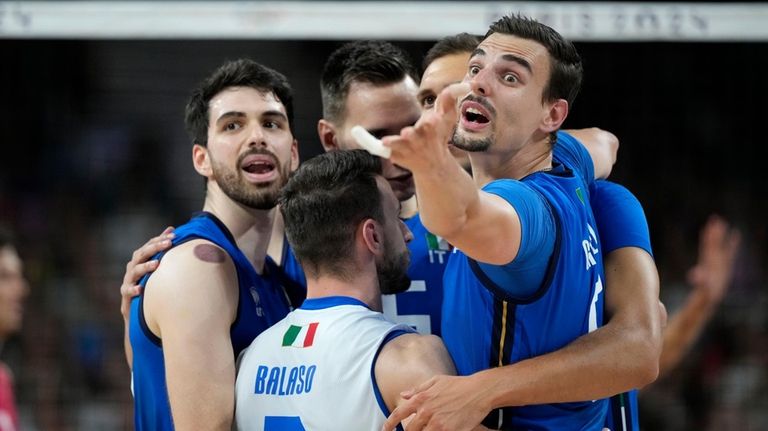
[381,214,448,335]
[129,212,292,430]
[590,180,653,431]
[442,136,607,429]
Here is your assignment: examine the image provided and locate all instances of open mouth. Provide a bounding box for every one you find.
[460,99,493,130]
[240,153,278,181]
[242,159,275,174]
[464,107,489,124]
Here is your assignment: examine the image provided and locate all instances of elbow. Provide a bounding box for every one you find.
[605,129,619,165]
[629,331,663,388]
[594,127,619,179]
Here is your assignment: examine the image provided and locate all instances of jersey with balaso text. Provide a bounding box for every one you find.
[234,296,411,431]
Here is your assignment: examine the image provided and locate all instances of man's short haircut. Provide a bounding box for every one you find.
[422,32,481,72]
[486,14,583,107]
[184,59,295,147]
[320,40,419,124]
[279,150,384,279]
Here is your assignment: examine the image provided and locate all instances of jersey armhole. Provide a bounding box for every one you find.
[137,236,199,347]
[370,328,410,431]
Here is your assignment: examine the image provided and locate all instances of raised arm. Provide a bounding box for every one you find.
[659,215,740,376]
[382,84,524,265]
[142,240,239,430]
[384,181,663,431]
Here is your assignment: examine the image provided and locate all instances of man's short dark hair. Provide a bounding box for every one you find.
[422,32,481,72]
[279,150,384,279]
[320,40,419,124]
[486,14,583,107]
[184,59,295,146]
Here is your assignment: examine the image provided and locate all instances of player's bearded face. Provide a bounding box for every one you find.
[211,148,292,210]
[378,240,411,295]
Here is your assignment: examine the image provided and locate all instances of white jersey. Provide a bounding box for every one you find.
[234,296,414,431]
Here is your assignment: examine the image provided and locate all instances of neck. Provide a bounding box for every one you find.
[304,271,382,312]
[469,135,553,185]
[202,186,276,275]
[267,208,286,265]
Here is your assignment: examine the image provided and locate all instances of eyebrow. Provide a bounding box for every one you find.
[262,110,289,121]
[215,110,288,125]
[215,111,246,125]
[471,48,533,74]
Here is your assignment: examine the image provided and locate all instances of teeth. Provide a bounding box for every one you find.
[466,107,482,115]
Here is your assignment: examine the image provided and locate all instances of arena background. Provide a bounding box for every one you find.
[1,1,767,429]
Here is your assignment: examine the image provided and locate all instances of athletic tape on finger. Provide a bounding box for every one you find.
[351,125,391,159]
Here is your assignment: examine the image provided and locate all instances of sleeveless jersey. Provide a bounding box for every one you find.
[129,212,292,431]
[442,165,608,430]
[234,296,412,431]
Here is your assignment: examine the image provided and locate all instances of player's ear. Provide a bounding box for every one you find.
[541,98,568,133]
[290,138,300,172]
[360,218,384,256]
[192,144,212,177]
[318,119,341,152]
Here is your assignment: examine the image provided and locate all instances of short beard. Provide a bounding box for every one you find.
[212,151,290,210]
[217,170,284,210]
[451,130,493,152]
[378,249,411,295]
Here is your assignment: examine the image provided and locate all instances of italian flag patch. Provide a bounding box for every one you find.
[426,232,451,251]
[282,322,319,348]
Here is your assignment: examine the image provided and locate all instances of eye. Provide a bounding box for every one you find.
[224,122,241,131]
[264,120,279,129]
[420,94,436,110]
[503,73,518,83]
[468,65,481,76]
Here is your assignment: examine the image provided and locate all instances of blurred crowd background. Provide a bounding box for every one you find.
[1,2,767,430]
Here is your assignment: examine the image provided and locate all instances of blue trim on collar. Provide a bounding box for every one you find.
[299,296,369,310]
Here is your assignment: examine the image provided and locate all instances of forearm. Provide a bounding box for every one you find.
[659,288,716,376]
[472,320,659,409]
[413,152,480,240]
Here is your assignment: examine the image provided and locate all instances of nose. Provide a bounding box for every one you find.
[400,220,413,244]
[469,69,489,96]
[247,124,267,148]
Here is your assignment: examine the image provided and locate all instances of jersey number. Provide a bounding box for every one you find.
[265,416,306,430]
[381,280,431,334]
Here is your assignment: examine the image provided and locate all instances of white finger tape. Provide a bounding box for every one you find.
[351,125,391,159]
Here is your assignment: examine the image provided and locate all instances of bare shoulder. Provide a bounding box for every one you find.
[148,239,237,292]
[375,333,456,412]
[143,239,239,333]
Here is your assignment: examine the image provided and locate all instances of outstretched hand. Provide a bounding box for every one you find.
[382,374,492,431]
[119,226,175,321]
[382,83,470,174]
[686,215,741,305]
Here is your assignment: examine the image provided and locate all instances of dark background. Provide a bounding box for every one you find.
[1,37,766,430]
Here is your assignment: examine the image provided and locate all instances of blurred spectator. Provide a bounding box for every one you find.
[0,225,30,431]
